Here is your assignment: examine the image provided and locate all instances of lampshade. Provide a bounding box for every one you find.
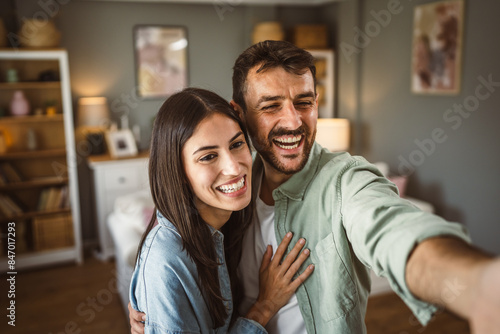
[315,118,350,152]
[77,97,110,127]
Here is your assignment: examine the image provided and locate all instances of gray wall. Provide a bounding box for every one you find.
[11,0,500,255]
[354,0,500,254]
[16,0,253,149]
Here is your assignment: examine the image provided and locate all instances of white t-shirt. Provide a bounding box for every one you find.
[238,181,306,334]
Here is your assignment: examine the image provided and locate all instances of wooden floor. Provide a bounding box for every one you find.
[0,256,470,334]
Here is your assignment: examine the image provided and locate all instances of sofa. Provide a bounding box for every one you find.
[107,162,434,311]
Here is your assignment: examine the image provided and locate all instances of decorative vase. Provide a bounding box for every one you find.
[18,19,61,48]
[10,90,30,117]
[6,69,19,83]
[26,128,38,150]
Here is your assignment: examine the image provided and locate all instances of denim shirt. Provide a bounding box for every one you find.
[250,142,470,333]
[130,211,267,334]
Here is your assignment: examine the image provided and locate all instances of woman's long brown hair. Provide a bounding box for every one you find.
[136,88,253,328]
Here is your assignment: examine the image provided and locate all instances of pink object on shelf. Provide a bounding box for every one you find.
[10,90,30,116]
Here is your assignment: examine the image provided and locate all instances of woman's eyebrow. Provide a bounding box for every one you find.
[192,131,243,156]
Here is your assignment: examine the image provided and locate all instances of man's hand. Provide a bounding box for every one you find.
[468,258,500,333]
[128,302,145,334]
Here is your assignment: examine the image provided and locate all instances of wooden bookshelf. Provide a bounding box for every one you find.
[0,49,82,271]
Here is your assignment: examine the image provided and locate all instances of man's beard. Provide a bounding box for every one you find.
[251,125,315,175]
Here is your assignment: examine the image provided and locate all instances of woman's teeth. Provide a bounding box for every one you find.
[218,177,245,193]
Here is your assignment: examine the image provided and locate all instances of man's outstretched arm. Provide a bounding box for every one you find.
[406,236,500,333]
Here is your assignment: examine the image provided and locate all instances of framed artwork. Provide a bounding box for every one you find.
[308,49,335,118]
[411,0,464,95]
[133,25,188,99]
[105,129,138,158]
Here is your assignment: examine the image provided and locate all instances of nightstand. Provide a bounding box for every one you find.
[87,151,149,260]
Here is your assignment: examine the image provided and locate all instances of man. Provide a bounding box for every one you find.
[130,40,500,333]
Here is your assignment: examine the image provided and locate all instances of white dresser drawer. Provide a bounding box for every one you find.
[103,167,140,191]
[88,153,149,261]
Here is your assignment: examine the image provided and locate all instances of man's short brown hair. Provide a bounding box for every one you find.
[232,40,317,112]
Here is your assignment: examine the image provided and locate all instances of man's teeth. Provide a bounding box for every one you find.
[274,135,302,149]
[218,177,245,193]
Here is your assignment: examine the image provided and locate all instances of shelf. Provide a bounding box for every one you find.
[0,208,71,223]
[0,247,78,272]
[0,81,61,90]
[0,114,64,124]
[0,148,66,160]
[0,176,68,190]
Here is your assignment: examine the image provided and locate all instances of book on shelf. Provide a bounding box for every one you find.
[0,162,24,183]
[0,194,23,217]
[37,186,69,211]
[37,188,50,211]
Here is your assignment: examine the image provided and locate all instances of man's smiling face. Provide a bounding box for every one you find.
[242,65,318,175]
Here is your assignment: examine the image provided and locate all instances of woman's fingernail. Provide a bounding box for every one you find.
[286,232,292,238]
[142,315,146,321]
[299,238,305,245]
[304,249,310,255]
[309,264,315,270]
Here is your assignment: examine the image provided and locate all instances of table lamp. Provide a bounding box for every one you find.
[315,118,350,152]
[77,97,110,128]
[77,97,110,155]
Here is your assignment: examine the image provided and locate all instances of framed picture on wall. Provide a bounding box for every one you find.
[411,0,464,95]
[133,25,188,99]
[308,49,335,118]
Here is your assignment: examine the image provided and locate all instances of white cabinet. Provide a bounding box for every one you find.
[87,152,149,260]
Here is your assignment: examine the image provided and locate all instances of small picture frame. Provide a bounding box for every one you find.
[133,25,188,99]
[105,129,138,158]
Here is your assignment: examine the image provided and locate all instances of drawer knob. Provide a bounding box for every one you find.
[118,177,126,183]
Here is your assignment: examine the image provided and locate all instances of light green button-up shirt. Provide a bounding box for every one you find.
[251,142,470,333]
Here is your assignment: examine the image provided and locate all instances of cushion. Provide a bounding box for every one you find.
[113,189,155,234]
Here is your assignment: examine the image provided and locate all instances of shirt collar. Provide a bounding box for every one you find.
[157,210,224,240]
[252,141,324,202]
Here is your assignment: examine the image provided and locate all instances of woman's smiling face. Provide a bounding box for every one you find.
[182,112,252,229]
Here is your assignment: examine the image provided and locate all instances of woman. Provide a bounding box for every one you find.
[129,88,314,333]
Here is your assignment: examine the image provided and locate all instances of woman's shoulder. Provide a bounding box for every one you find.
[139,218,195,274]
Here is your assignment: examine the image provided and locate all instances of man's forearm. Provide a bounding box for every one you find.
[405,236,493,319]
